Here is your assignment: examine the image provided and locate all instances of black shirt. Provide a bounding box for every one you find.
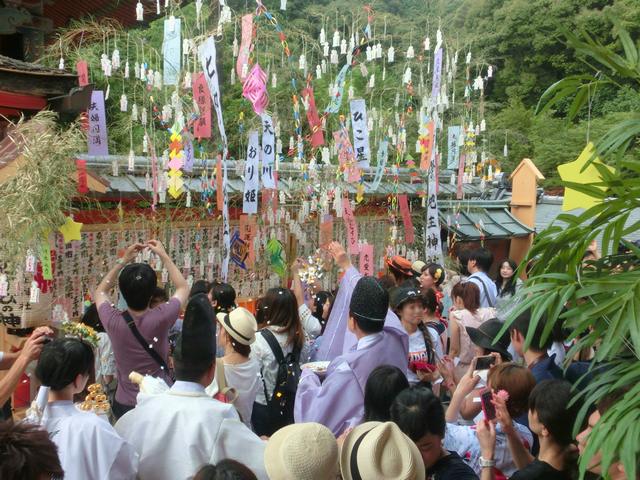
[427,451,478,480]
[510,459,569,480]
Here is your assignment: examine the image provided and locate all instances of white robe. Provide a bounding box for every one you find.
[42,401,139,480]
[115,381,268,480]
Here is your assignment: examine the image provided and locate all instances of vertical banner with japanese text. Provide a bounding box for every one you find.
[350,99,371,168]
[359,243,374,276]
[192,72,212,139]
[342,198,360,255]
[398,194,415,244]
[243,131,260,214]
[88,90,108,156]
[425,170,444,264]
[261,114,276,189]
[447,126,461,170]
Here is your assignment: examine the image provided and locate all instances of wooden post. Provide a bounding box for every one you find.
[509,158,544,267]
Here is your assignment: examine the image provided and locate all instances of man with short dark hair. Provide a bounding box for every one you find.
[294,242,409,435]
[95,240,189,418]
[466,248,498,308]
[115,294,267,480]
[0,421,64,480]
[509,310,562,384]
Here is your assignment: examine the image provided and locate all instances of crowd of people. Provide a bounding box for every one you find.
[0,239,634,480]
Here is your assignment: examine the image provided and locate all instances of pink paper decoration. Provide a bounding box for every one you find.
[242,63,269,115]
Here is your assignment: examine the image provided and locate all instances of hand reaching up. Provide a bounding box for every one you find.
[327,242,350,270]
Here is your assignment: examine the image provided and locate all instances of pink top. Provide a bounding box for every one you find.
[98,298,180,405]
[452,307,495,377]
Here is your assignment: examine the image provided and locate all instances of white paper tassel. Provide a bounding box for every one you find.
[233,37,239,57]
[298,54,306,71]
[58,57,64,70]
[323,42,329,57]
[436,28,443,50]
[346,51,353,65]
[387,46,395,63]
[424,37,430,51]
[29,281,40,304]
[271,73,277,88]
[276,138,282,154]
[376,43,383,58]
[315,65,322,79]
[156,0,160,14]
[120,94,128,112]
[142,137,148,153]
[195,0,203,21]
[503,143,508,157]
[466,51,472,64]
[321,147,330,164]
[488,65,493,78]
[131,103,138,122]
[186,190,192,207]
[332,30,340,48]
[105,83,110,100]
[124,62,130,78]
[321,59,327,73]
[403,67,412,84]
[112,158,119,176]
[340,39,347,55]
[366,46,373,61]
[280,0,286,10]
[406,45,415,59]
[320,28,326,44]
[136,0,144,21]
[140,64,146,81]
[134,62,140,79]
[368,74,375,88]
[141,107,147,125]
[330,49,338,65]
[480,119,486,132]
[183,71,192,89]
[128,149,135,171]
[382,66,386,81]
[112,49,121,70]
[154,70,163,89]
[230,67,236,84]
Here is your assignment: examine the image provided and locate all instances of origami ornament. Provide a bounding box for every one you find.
[58,57,64,70]
[58,217,83,243]
[330,49,338,65]
[332,30,340,48]
[424,37,430,51]
[320,28,326,44]
[557,142,614,211]
[406,45,415,59]
[323,43,330,57]
[242,63,268,115]
[120,94,128,112]
[387,46,395,63]
[341,39,347,55]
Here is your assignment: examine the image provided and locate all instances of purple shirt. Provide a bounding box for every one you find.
[98,298,180,405]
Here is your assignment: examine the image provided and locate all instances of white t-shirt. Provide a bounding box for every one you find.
[406,328,441,385]
[223,359,261,428]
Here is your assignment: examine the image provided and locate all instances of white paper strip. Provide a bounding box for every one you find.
[243,130,260,214]
[261,114,276,189]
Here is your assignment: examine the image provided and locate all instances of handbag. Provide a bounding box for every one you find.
[213,358,239,404]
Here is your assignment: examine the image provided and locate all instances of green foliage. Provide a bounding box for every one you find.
[507,21,640,479]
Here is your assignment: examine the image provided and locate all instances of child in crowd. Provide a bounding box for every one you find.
[36,338,139,479]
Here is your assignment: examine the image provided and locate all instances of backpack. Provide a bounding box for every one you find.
[259,329,301,428]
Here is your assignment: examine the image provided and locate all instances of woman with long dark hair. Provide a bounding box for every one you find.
[250,287,312,436]
[495,259,522,321]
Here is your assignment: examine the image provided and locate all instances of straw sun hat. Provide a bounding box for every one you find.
[215,307,257,345]
[340,421,425,480]
[264,422,339,480]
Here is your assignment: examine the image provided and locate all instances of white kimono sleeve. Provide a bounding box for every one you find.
[211,418,268,480]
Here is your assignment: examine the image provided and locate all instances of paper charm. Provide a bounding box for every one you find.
[332,30,340,48]
[29,281,40,304]
[387,46,395,63]
[58,216,83,243]
[266,238,286,277]
[230,230,249,270]
[424,37,430,51]
[120,94,128,112]
[58,57,64,70]
[242,63,268,115]
[280,0,286,10]
[557,142,614,211]
[341,39,347,55]
[406,45,415,59]
[330,49,339,65]
[136,0,143,21]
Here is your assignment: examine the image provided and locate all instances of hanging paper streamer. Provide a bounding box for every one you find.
[230,230,249,270]
[368,139,388,192]
[242,63,269,115]
[266,238,286,278]
[239,214,257,268]
[163,18,181,86]
[319,214,333,247]
[38,240,53,281]
[333,128,360,182]
[150,139,159,209]
[419,119,435,171]
[350,99,371,168]
[192,72,212,139]
[431,47,443,102]
[167,124,184,199]
[325,64,350,114]
[398,194,415,244]
[359,243,374,277]
[76,60,89,86]
[236,14,254,82]
[183,135,194,172]
[342,197,359,254]
[457,154,465,200]
[243,130,260,214]
[425,175,444,264]
[199,36,230,279]
[75,159,89,194]
[87,90,108,156]
[216,155,224,211]
[261,114,276,189]
[447,126,462,170]
[302,87,324,147]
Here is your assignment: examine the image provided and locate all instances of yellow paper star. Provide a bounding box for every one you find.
[557,142,614,211]
[58,216,83,243]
